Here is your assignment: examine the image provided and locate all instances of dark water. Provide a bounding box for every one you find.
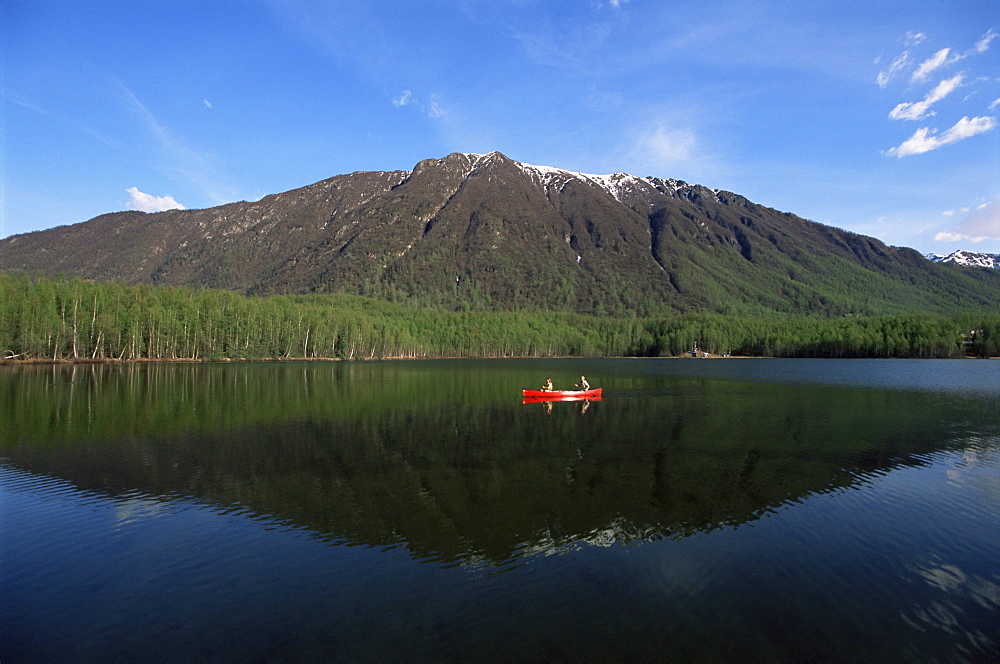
[1,359,998,662]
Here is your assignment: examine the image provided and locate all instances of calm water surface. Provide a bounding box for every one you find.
[2,359,998,662]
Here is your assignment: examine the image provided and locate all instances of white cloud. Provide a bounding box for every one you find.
[934,199,1000,243]
[888,74,963,120]
[938,115,996,139]
[911,47,952,82]
[126,187,185,213]
[877,32,931,87]
[203,99,213,109]
[885,115,997,157]
[974,29,997,54]
[989,98,1000,111]
[879,30,992,88]
[933,232,964,242]
[877,51,911,88]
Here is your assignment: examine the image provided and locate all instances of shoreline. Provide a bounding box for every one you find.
[2,354,995,366]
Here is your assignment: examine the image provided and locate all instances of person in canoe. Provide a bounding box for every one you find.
[575,376,590,390]
[541,378,554,391]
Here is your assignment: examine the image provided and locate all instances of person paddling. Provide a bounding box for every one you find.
[541,378,554,391]
[575,376,589,390]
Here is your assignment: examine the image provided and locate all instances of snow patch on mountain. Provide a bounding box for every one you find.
[454,151,719,204]
[926,250,1000,269]
[497,155,696,202]
[514,161,652,202]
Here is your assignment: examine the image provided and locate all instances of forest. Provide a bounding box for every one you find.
[1,272,997,361]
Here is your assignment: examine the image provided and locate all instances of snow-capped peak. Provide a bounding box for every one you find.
[926,250,1000,269]
[446,151,711,203]
[513,161,650,201]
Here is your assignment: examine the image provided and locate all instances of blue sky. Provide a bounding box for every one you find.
[3,0,998,255]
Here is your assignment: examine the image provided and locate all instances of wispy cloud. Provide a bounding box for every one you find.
[911,30,998,84]
[8,89,120,148]
[876,32,928,88]
[877,51,911,88]
[885,116,997,157]
[126,187,185,213]
[642,125,697,167]
[934,199,1000,243]
[619,115,722,182]
[118,82,234,205]
[392,90,413,107]
[391,90,447,119]
[426,96,447,119]
[911,47,952,82]
[880,29,996,89]
[973,28,998,53]
[888,74,963,120]
[120,85,199,165]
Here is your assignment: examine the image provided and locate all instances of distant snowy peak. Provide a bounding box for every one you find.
[926,250,1000,269]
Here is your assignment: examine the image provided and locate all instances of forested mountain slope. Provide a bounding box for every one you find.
[2,152,997,316]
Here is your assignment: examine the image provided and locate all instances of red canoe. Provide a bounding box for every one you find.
[522,395,602,404]
[522,388,602,399]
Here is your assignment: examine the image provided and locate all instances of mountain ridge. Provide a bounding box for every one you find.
[1,151,998,317]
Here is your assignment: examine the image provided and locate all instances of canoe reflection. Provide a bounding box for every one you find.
[523,394,598,414]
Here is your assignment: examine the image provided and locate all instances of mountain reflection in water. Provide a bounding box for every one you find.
[4,359,1000,662]
[2,360,992,567]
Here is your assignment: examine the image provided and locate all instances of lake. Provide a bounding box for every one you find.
[2,359,998,662]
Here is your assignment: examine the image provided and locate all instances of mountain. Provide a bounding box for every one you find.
[2,151,998,316]
[925,250,1000,270]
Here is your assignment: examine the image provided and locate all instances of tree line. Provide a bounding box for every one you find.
[1,272,997,361]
